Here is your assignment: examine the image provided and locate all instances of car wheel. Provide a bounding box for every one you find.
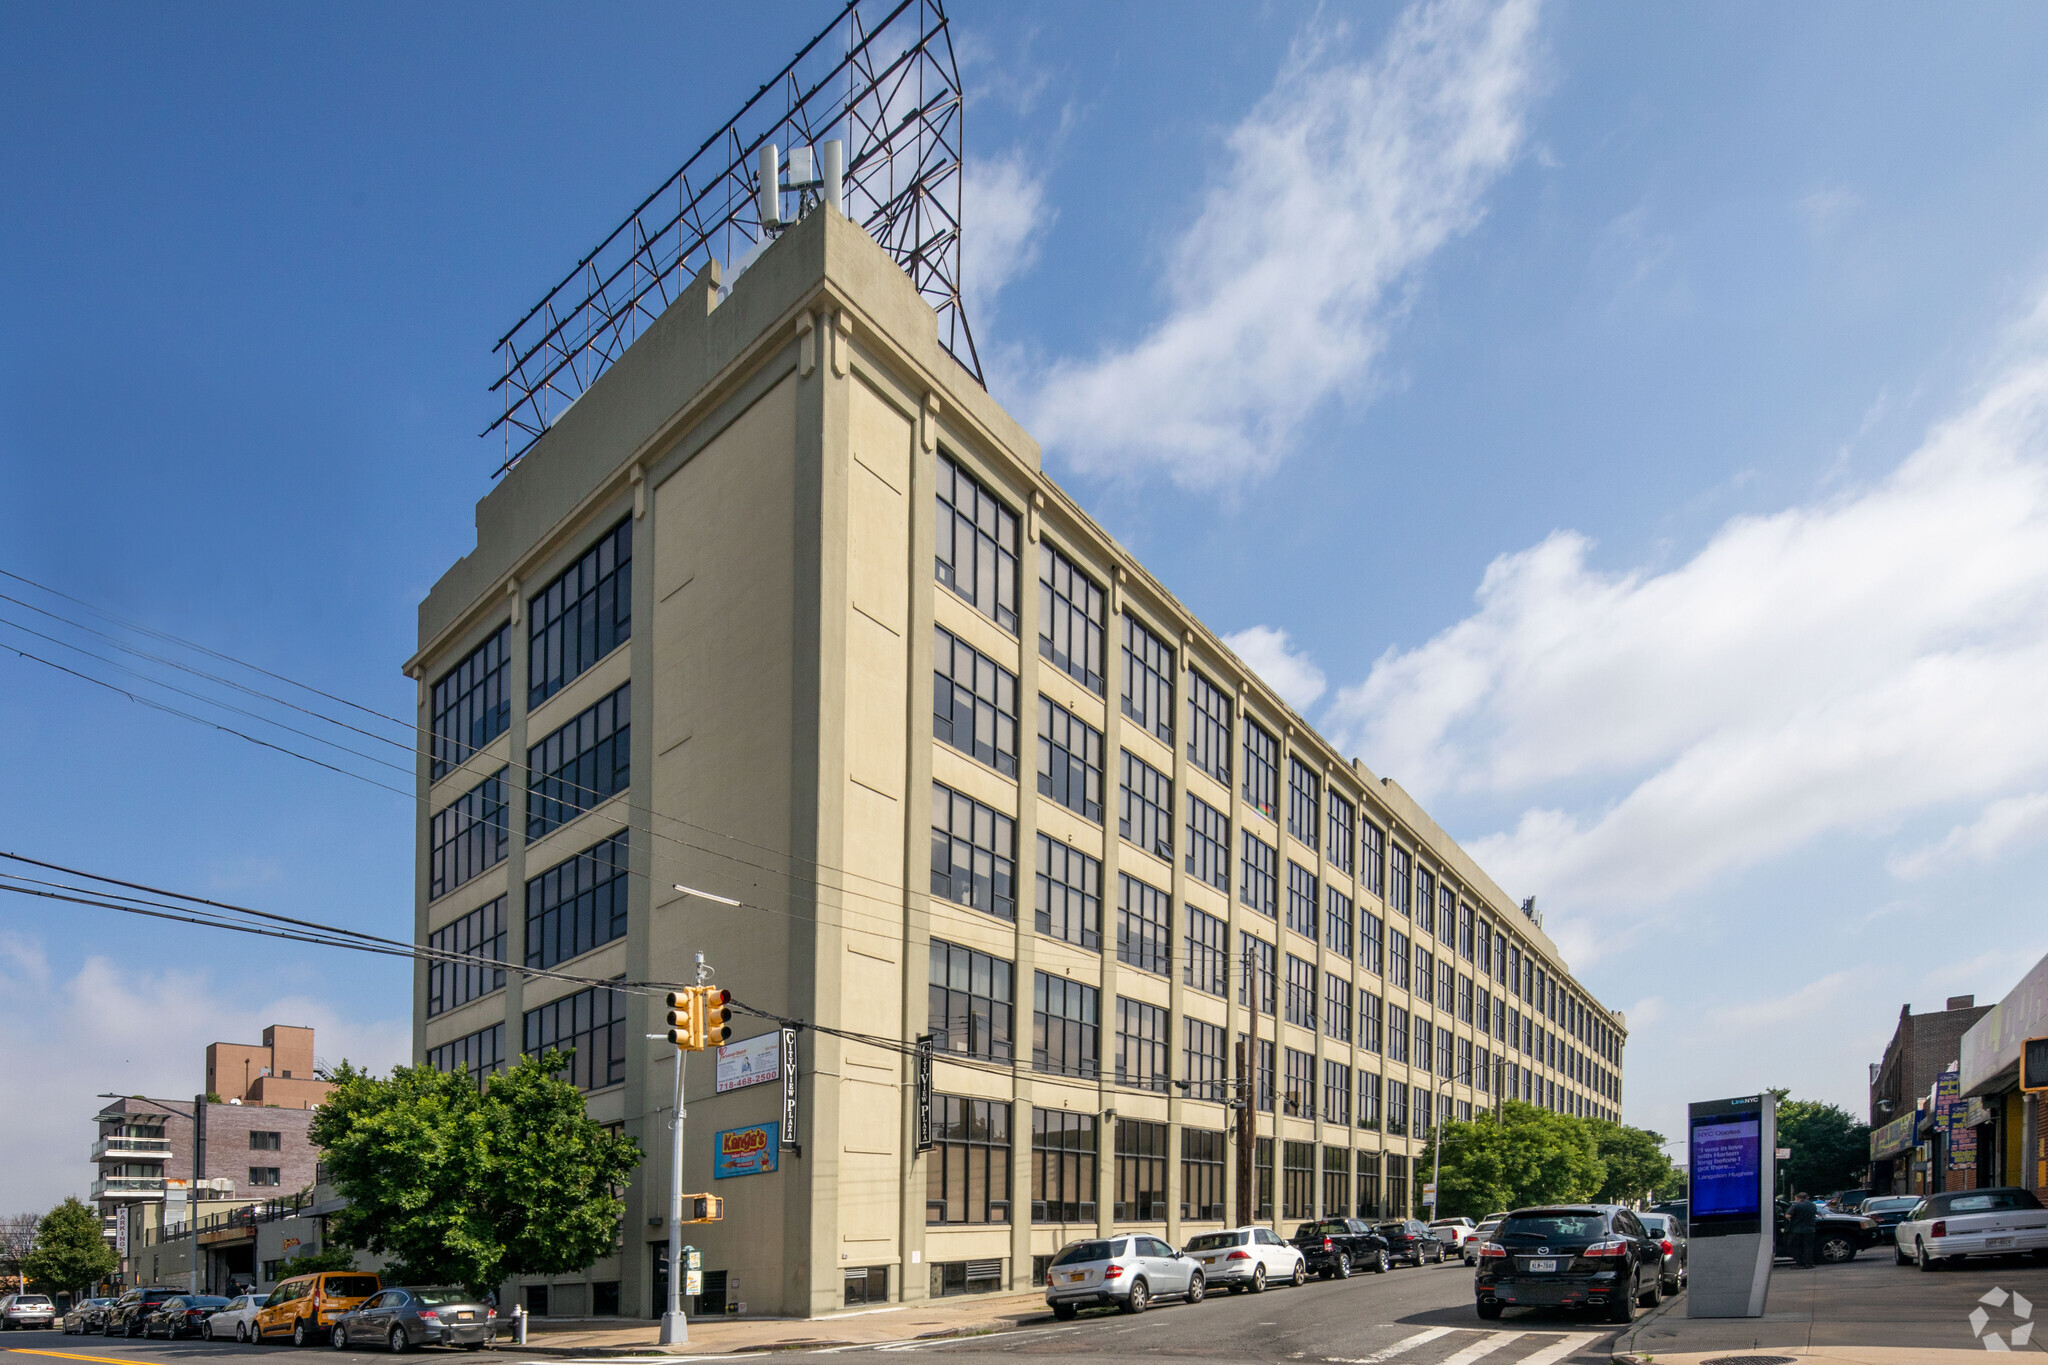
[1291,1259,1307,1287]
[239,1322,252,1343]
[1893,1242,1912,1266]
[1376,1250,1390,1273]
[390,1324,412,1353]
[1917,1240,1938,1272]
[1606,1273,1637,1324]
[1120,1279,1148,1315]
[1820,1235,1855,1264]
[294,1317,313,1348]
[1476,1299,1502,1320]
[1052,1303,1077,1321]
[1185,1272,1205,1305]
[126,1319,140,1338]
[205,1322,216,1342]
[1334,1252,1351,1279]
[333,1325,348,1350]
[1249,1265,1267,1294]
[1637,1272,1661,1308]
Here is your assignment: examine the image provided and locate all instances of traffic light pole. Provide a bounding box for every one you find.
[661,1042,688,1346]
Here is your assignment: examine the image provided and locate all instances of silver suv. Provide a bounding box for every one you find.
[1,1294,56,1330]
[1044,1235,1205,1319]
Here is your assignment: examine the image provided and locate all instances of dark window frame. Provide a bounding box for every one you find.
[1118,748,1173,861]
[1038,541,1106,694]
[522,981,628,1093]
[934,626,1019,777]
[1186,669,1233,786]
[926,1096,1012,1226]
[1030,1109,1097,1223]
[1286,757,1320,852]
[429,768,510,899]
[1240,830,1277,917]
[524,830,629,971]
[526,682,631,839]
[931,783,1018,921]
[1035,835,1102,952]
[1242,719,1278,818]
[430,624,510,782]
[1113,1119,1169,1222]
[935,452,1020,634]
[1185,794,1230,893]
[1113,997,1169,1094]
[427,896,508,1017]
[928,939,1016,1063]
[1120,614,1175,745]
[1037,697,1104,823]
[528,518,632,710]
[1115,872,1171,976]
[1033,971,1100,1079]
[1182,905,1228,998]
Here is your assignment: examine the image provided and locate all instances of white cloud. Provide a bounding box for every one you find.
[1324,299,2048,918]
[1889,791,2048,879]
[1023,0,1543,487]
[962,151,1054,323]
[1221,624,1328,711]
[0,935,408,1210]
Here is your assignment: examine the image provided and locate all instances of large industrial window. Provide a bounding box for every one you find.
[1119,749,1173,860]
[1438,1025,1455,1078]
[1114,1120,1168,1222]
[1439,884,1458,944]
[1114,997,1169,1093]
[1360,911,1383,975]
[1459,974,1474,1024]
[1120,615,1175,744]
[1180,1129,1226,1222]
[1185,794,1230,893]
[930,783,1017,921]
[926,1096,1011,1225]
[1283,1047,1315,1119]
[1413,1015,1433,1074]
[1034,835,1101,952]
[928,939,1015,1063]
[1359,991,1383,1054]
[1183,905,1227,998]
[933,626,1018,776]
[1039,542,1105,694]
[427,896,507,1017]
[1386,1080,1409,1138]
[1323,1063,1352,1127]
[1237,932,1276,1015]
[1387,1153,1410,1217]
[1242,1036,1277,1112]
[430,624,510,781]
[1242,719,1278,818]
[1361,821,1385,898]
[1186,669,1233,785]
[1323,974,1352,1044]
[1281,1140,1315,1220]
[1387,930,1410,993]
[1459,1037,1474,1090]
[1358,1071,1382,1131]
[523,982,627,1092]
[1285,862,1318,940]
[1357,1150,1382,1217]
[1116,872,1170,976]
[1390,846,1412,918]
[1240,830,1277,917]
[429,768,509,899]
[1439,958,1457,1013]
[1326,886,1353,960]
[527,683,631,838]
[1284,955,1317,1031]
[1417,948,1435,1004]
[1030,1110,1096,1223]
[1460,904,1476,961]
[426,1023,503,1092]
[1033,972,1099,1078]
[935,452,1019,633]
[524,830,629,970]
[1322,1143,1351,1216]
[528,518,631,709]
[1327,790,1354,874]
[1286,758,1320,852]
[1417,868,1436,937]
[1387,1006,1410,1065]
[1037,697,1103,822]
[1182,1017,1226,1101]
[1255,1136,1275,1218]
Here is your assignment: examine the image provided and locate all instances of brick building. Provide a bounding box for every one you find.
[1868,995,1991,1194]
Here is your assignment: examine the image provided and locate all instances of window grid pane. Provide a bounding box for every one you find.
[1116,873,1171,976]
[1118,749,1173,860]
[928,939,1016,1063]
[524,830,629,970]
[1038,542,1105,694]
[1242,720,1278,818]
[522,982,627,1092]
[1240,831,1277,917]
[1114,997,1169,1094]
[1285,861,1318,940]
[1034,835,1102,952]
[934,625,1019,777]
[430,625,510,781]
[1032,970,1100,1078]
[1037,697,1104,822]
[1120,615,1174,745]
[926,1096,1012,1225]
[527,682,631,839]
[1182,905,1227,997]
[528,519,632,710]
[429,768,510,899]
[1186,670,1232,785]
[425,1022,504,1092]
[935,453,1020,633]
[1327,791,1354,875]
[1030,1109,1097,1223]
[1286,758,1320,852]
[930,782,1017,921]
[1185,794,1230,894]
[426,896,508,1017]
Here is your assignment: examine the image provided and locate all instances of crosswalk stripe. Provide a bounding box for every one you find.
[1354,1327,1456,1361]
[1433,1331,1523,1364]
[1510,1332,1600,1365]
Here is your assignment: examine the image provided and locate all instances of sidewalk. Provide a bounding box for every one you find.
[501,1289,1052,1357]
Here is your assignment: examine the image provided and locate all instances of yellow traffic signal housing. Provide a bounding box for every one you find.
[702,988,733,1048]
[2023,1036,2048,1093]
[681,1193,724,1222]
[666,989,699,1052]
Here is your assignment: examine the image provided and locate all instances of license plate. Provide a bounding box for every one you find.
[1987,1236,2013,1248]
[1068,1272,1086,1283]
[456,1312,474,1321]
[1527,1259,1557,1272]
[1201,1257,1216,1265]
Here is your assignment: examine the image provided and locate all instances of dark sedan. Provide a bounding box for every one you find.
[143,1296,231,1340]
[1373,1219,1448,1266]
[1858,1194,1923,1239]
[330,1286,496,1351]
[61,1298,116,1335]
[1290,1218,1391,1277]
[104,1288,183,1337]
[1474,1204,1664,1324]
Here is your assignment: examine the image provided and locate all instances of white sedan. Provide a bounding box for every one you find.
[1894,1187,2048,1269]
[204,1294,262,1343]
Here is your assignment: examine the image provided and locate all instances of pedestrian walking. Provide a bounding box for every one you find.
[1787,1190,1818,1267]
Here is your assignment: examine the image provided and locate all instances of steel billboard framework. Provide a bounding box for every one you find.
[483,0,979,476]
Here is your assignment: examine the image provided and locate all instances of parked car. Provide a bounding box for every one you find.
[1374,1218,1449,1266]
[205,1294,263,1343]
[1474,1204,1664,1323]
[60,1298,115,1335]
[1043,1235,1208,1319]
[0,1294,55,1331]
[1463,1217,1507,1267]
[1289,1218,1391,1277]
[1828,1188,1874,1213]
[1636,1211,1688,1294]
[1859,1194,1923,1240]
[330,1286,496,1352]
[1429,1218,1479,1250]
[142,1295,231,1340]
[254,1270,383,1347]
[1180,1226,1309,1295]
[1893,1186,2048,1270]
[104,1288,183,1337]
[1772,1198,1880,1264]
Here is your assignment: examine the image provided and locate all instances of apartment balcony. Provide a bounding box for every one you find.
[91,1175,166,1200]
[92,1135,172,1163]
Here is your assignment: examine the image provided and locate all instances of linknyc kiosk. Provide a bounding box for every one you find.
[1686,1094,1776,1317]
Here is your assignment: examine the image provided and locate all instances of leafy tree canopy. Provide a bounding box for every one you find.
[1772,1093,1871,1197]
[1431,1102,1616,1217]
[310,1053,640,1293]
[22,1197,118,1295]
[277,1247,358,1274]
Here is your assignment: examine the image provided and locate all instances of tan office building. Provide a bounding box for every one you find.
[407,206,1627,1319]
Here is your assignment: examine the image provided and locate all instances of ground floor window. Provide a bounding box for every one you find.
[844,1267,887,1307]
[1322,1147,1350,1219]
[1180,1128,1225,1222]
[1281,1140,1316,1220]
[927,1095,1012,1225]
[1115,1119,1168,1222]
[1356,1151,1382,1218]
[1386,1154,1409,1216]
[1256,1137,1274,1219]
[930,1259,1004,1297]
[592,1281,619,1316]
[1032,1109,1097,1223]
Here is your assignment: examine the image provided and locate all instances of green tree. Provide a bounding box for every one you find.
[1589,1120,1675,1205]
[1774,1095,1870,1197]
[21,1198,117,1296]
[276,1247,358,1275]
[310,1053,640,1292]
[1432,1103,1608,1217]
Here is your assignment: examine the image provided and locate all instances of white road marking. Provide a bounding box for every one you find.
[1433,1332,1523,1365]
[1511,1333,1600,1365]
[1348,1327,1456,1362]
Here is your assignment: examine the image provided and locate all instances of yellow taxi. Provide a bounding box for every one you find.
[253,1271,382,1347]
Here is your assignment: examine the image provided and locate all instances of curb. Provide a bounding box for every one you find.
[1612,1283,1686,1361]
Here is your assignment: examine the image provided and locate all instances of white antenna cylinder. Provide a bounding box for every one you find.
[758,144,781,228]
[822,139,844,216]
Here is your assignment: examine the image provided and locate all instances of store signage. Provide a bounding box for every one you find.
[915,1035,933,1152]
[713,1122,780,1178]
[779,1028,799,1148]
[716,1032,780,1093]
[1933,1070,1962,1134]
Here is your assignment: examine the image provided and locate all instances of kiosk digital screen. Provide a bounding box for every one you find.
[1690,1108,1762,1230]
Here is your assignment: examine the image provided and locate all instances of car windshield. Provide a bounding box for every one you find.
[17,1297,50,1306]
[1050,1241,1116,1267]
[1183,1232,1244,1252]
[323,1277,381,1298]
[1865,1197,1918,1212]
[411,1291,473,1307]
[1497,1214,1607,1245]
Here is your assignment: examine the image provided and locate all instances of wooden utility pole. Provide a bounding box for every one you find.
[1235,949,1257,1226]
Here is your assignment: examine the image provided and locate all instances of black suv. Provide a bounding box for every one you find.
[104,1288,183,1337]
[1772,1199,1880,1264]
[1373,1219,1448,1266]
[1290,1218,1391,1277]
[1474,1205,1663,1323]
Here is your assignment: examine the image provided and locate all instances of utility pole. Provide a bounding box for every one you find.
[1235,949,1258,1227]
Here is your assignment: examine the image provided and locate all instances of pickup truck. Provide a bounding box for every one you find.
[1893,1187,2048,1269]
[1288,1218,1390,1278]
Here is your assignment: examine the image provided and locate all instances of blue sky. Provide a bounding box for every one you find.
[6,1,2048,1205]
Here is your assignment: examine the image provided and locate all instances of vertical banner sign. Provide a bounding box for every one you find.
[779,1028,798,1149]
[915,1033,934,1152]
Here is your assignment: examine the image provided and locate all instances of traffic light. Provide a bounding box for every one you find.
[666,989,699,1052]
[702,988,732,1048]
